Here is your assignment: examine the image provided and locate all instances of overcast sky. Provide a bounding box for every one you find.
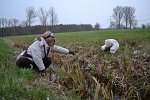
[0,0,150,28]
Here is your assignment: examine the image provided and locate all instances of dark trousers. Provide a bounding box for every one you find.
[16,56,51,71]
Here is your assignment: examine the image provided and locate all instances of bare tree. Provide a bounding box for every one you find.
[128,7,136,28]
[123,6,136,29]
[123,7,130,28]
[12,19,19,27]
[37,7,49,26]
[112,6,124,29]
[142,24,146,28]
[26,7,36,27]
[94,23,101,30]
[1,18,8,28]
[1,18,5,27]
[7,19,13,27]
[49,7,58,26]
[0,18,5,28]
[19,20,28,27]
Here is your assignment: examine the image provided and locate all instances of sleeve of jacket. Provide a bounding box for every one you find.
[31,44,45,71]
[51,45,69,54]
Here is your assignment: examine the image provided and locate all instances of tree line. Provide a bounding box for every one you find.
[0,24,94,37]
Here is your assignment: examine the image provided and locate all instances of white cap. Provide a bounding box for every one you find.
[101,45,106,51]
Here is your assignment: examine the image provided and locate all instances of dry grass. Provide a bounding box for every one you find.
[4,29,150,99]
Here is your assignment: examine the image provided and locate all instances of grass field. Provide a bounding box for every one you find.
[1,28,150,99]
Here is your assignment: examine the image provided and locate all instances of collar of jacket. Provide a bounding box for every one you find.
[40,37,49,48]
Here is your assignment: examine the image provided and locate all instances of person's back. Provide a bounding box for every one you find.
[101,39,119,53]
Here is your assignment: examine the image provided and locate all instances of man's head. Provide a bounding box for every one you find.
[101,45,111,52]
[42,31,55,46]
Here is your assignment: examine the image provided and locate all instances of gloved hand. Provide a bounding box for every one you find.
[69,51,76,55]
[38,70,46,77]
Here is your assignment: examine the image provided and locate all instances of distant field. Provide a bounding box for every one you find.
[9,28,150,43]
[8,28,150,53]
[1,28,150,99]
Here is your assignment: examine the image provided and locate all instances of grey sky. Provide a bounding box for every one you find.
[0,0,150,28]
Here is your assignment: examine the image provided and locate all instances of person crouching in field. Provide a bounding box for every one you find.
[16,31,75,73]
[101,39,119,53]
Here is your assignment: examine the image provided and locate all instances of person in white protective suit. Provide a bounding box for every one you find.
[101,39,119,53]
[16,31,75,73]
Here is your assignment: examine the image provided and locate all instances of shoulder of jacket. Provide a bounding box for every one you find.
[34,37,45,46]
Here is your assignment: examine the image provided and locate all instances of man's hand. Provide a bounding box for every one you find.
[69,51,76,55]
